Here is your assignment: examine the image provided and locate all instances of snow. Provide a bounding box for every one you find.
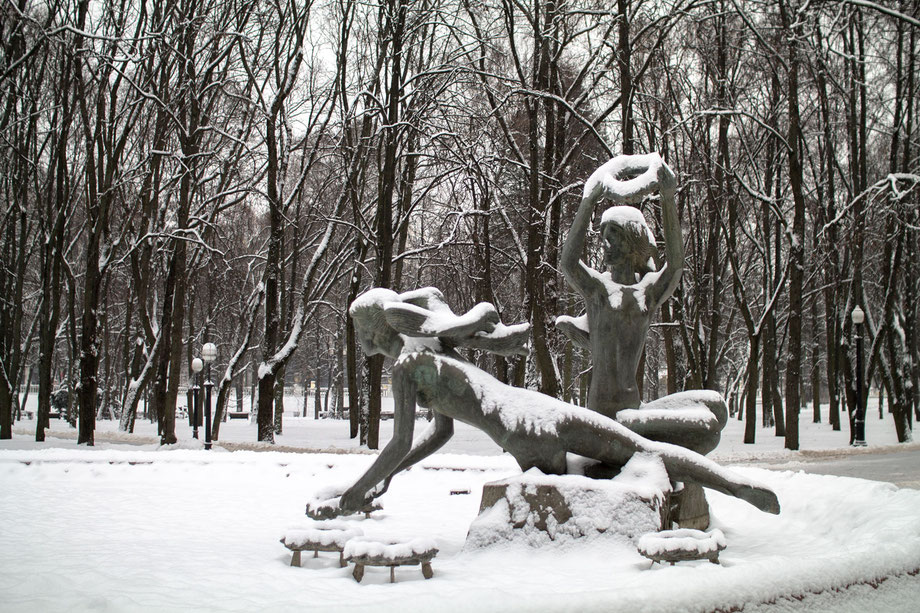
[460,370,565,436]
[554,313,589,332]
[257,362,271,380]
[637,528,726,557]
[585,265,663,311]
[476,321,529,340]
[611,452,672,501]
[385,300,497,336]
[587,268,626,309]
[600,205,657,247]
[2,396,920,611]
[468,458,669,547]
[282,524,363,549]
[348,287,399,315]
[343,536,437,560]
[617,407,719,429]
[583,153,664,202]
[399,335,442,355]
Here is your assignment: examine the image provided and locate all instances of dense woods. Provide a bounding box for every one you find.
[1,0,917,449]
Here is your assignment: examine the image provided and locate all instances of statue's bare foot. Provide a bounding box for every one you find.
[306,493,383,520]
[737,484,780,515]
[305,496,350,520]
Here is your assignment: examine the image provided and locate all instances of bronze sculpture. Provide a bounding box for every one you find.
[307,286,778,520]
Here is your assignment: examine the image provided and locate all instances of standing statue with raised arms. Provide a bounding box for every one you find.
[557,153,727,455]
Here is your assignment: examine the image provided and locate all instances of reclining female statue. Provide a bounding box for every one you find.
[557,153,727,455]
[306,286,779,519]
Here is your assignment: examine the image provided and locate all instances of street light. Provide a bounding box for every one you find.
[851,305,867,447]
[191,358,203,439]
[202,342,217,451]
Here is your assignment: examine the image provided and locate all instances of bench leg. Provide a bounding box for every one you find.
[314,549,319,558]
[339,552,346,568]
[422,562,433,580]
[390,566,396,583]
[353,564,364,583]
[290,551,301,567]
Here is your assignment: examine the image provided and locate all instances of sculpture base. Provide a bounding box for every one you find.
[466,467,668,549]
[670,482,710,530]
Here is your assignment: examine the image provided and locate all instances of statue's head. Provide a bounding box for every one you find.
[599,206,657,278]
[349,288,404,359]
[350,286,529,360]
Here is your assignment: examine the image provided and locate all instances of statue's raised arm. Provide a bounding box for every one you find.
[561,153,681,309]
[557,154,687,416]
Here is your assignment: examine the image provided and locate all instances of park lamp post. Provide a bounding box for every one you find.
[191,358,203,440]
[851,305,867,447]
[202,342,217,451]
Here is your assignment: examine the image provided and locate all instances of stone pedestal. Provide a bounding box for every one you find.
[669,482,710,530]
[466,465,669,548]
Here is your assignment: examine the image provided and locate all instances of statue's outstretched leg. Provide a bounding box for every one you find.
[557,414,779,514]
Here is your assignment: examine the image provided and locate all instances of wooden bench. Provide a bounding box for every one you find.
[637,528,726,566]
[281,526,363,567]
[228,412,249,420]
[343,538,438,583]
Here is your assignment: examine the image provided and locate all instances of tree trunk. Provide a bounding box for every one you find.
[258,112,284,444]
[150,250,182,445]
[77,234,102,446]
[781,0,806,451]
[365,0,407,449]
[617,0,634,155]
[810,297,822,423]
[814,37,841,431]
[0,376,12,440]
[744,334,759,444]
[274,366,285,435]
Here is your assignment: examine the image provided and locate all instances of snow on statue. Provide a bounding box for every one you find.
[306,285,779,520]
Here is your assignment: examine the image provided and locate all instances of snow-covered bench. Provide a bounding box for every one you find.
[637,528,726,566]
[280,525,363,567]
[343,537,438,583]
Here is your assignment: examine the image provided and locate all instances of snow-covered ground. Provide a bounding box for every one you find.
[1,396,919,612]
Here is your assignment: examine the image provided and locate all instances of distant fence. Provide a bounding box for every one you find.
[19,384,40,396]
